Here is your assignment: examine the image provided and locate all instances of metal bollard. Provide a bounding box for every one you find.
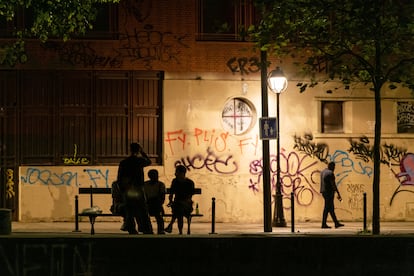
[73,195,80,232]
[363,192,367,232]
[291,192,295,233]
[210,197,216,234]
[0,208,12,235]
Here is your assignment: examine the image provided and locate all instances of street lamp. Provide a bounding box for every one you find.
[268,67,287,227]
[260,51,272,232]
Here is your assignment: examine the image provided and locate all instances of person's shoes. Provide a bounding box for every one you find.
[164,226,172,233]
[158,231,165,235]
[321,224,331,229]
[120,222,128,231]
[335,223,344,228]
[128,229,139,235]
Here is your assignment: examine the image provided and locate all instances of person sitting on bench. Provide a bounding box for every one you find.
[110,180,129,231]
[164,165,195,234]
[144,169,166,234]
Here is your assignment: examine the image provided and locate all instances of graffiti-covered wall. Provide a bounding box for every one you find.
[18,78,414,223]
[6,0,414,223]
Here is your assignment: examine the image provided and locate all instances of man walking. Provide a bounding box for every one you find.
[320,162,344,229]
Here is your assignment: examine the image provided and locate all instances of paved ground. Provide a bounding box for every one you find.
[5,221,414,276]
[8,219,414,236]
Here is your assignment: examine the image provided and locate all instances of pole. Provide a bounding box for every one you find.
[261,50,272,232]
[363,192,367,232]
[210,197,216,234]
[291,192,295,233]
[0,168,4,208]
[273,92,286,227]
[73,195,80,232]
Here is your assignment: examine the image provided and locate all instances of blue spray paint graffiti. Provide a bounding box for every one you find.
[83,169,110,187]
[21,168,78,186]
[20,168,111,187]
[329,150,373,185]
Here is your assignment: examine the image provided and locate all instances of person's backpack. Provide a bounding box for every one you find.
[110,181,123,215]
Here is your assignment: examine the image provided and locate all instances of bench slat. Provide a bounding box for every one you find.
[79,213,204,217]
[78,213,117,217]
[79,187,111,194]
[166,187,202,194]
[163,214,203,217]
[79,187,202,195]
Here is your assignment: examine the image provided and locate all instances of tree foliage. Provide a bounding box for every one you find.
[251,0,414,92]
[0,0,119,66]
[250,0,414,234]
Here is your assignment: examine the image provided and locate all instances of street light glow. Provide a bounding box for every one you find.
[268,67,288,94]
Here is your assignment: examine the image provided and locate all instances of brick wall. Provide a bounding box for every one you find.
[12,0,263,77]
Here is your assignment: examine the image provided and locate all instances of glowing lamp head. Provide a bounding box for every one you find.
[268,67,288,94]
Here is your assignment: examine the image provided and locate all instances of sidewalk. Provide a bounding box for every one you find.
[9,220,414,236]
[5,220,414,276]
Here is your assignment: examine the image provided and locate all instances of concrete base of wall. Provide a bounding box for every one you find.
[0,235,413,275]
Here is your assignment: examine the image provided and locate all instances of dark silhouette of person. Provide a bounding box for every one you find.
[144,169,166,234]
[117,142,153,234]
[110,180,128,231]
[320,161,344,229]
[165,165,195,234]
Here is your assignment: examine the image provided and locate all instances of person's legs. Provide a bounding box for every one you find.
[323,193,344,228]
[177,216,184,234]
[165,215,175,233]
[124,204,138,234]
[136,201,153,234]
[116,203,128,231]
[329,200,344,228]
[155,213,165,234]
[136,214,153,234]
[328,206,338,224]
[122,195,138,234]
[186,215,192,234]
[166,202,179,233]
[322,193,333,228]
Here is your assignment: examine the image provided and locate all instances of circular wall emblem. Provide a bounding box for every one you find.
[221,97,256,135]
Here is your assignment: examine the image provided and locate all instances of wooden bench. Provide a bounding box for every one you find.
[74,186,203,234]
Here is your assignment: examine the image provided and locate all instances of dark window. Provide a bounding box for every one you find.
[0,70,163,166]
[83,4,119,39]
[131,72,162,159]
[0,6,27,37]
[94,72,129,163]
[322,101,343,133]
[0,71,18,164]
[397,102,414,133]
[58,72,93,164]
[20,71,55,164]
[0,17,16,37]
[197,0,259,41]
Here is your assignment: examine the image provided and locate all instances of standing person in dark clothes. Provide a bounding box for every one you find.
[320,161,344,229]
[164,165,195,234]
[144,169,166,234]
[117,142,153,234]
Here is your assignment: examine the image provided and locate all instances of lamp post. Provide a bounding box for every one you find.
[260,51,272,232]
[268,67,287,227]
